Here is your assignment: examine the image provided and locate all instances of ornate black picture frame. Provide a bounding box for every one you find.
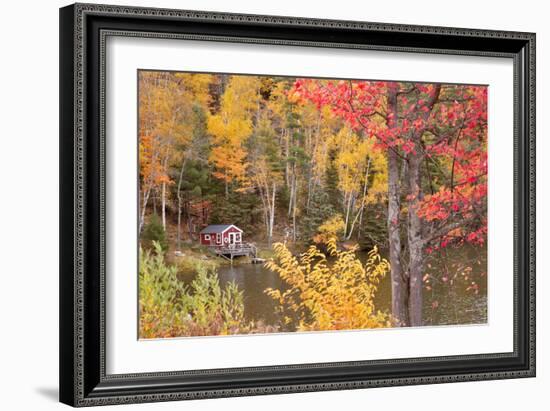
[59,3,535,407]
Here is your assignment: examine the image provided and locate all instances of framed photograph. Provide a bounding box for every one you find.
[59,3,535,407]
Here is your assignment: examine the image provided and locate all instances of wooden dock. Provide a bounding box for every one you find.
[211,243,257,262]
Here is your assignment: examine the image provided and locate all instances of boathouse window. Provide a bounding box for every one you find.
[216,233,221,243]
[204,234,210,240]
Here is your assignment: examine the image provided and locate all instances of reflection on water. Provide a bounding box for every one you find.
[373,245,488,326]
[178,245,487,329]
[214,263,287,326]
[178,262,287,326]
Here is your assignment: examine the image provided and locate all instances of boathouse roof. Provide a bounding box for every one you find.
[200,224,243,234]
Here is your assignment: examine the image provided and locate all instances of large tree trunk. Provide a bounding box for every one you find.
[386,86,409,327]
[407,84,440,326]
[388,149,408,326]
[407,154,424,327]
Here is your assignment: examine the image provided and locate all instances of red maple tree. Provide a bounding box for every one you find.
[291,79,487,326]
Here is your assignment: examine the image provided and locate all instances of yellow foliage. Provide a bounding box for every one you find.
[174,73,213,107]
[207,76,261,186]
[313,215,346,243]
[138,71,213,191]
[333,128,388,204]
[264,239,391,331]
[364,145,388,205]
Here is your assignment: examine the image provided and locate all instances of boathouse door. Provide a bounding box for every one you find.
[228,232,237,245]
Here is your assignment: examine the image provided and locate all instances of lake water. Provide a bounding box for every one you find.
[179,246,487,329]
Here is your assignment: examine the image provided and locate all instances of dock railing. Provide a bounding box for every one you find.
[212,242,257,259]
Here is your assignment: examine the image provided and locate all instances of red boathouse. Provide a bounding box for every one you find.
[199,224,243,247]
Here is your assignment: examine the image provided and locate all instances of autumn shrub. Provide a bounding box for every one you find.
[265,238,391,331]
[139,242,253,338]
[312,214,346,244]
[141,214,168,252]
[174,254,219,276]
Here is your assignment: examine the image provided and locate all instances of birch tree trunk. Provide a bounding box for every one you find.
[259,186,270,239]
[292,180,297,242]
[356,159,371,240]
[348,158,371,241]
[287,164,298,241]
[161,155,169,230]
[139,185,152,233]
[257,179,275,245]
[161,181,166,230]
[176,158,187,251]
[268,181,276,246]
[343,192,355,239]
[284,129,290,187]
[288,169,296,217]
